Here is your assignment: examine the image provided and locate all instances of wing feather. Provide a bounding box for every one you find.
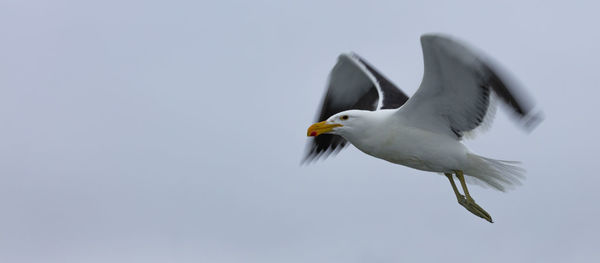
[397,34,541,139]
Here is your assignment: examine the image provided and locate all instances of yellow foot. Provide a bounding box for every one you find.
[457,196,493,223]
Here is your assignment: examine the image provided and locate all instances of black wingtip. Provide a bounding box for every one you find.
[480,59,544,132]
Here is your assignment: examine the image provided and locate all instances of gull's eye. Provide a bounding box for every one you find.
[340,115,349,121]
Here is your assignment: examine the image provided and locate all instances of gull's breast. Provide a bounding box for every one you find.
[350,126,469,173]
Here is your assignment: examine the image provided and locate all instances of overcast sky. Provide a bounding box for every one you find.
[1,0,599,262]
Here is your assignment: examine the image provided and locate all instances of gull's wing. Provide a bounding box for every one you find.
[303,53,409,163]
[397,34,541,139]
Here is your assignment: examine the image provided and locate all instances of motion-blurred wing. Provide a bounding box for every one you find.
[303,53,409,163]
[397,34,541,139]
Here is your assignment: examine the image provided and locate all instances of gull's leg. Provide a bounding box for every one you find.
[456,170,473,200]
[455,170,494,223]
[444,173,465,203]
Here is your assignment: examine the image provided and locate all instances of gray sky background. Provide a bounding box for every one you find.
[1,0,599,262]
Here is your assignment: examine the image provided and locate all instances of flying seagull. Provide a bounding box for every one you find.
[304,34,541,223]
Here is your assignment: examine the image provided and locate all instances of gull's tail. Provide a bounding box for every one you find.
[464,153,525,192]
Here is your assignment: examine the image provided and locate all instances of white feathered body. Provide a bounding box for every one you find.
[337,110,523,191]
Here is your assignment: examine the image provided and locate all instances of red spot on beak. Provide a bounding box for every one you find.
[310,131,317,136]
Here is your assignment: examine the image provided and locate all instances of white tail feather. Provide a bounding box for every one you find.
[464,153,525,192]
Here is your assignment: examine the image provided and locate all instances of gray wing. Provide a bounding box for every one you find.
[303,53,409,163]
[397,34,541,139]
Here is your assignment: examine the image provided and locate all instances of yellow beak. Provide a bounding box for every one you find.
[307,121,342,137]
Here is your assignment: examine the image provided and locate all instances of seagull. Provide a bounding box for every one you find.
[304,34,541,223]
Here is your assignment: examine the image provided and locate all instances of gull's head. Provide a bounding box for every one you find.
[306,110,370,137]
